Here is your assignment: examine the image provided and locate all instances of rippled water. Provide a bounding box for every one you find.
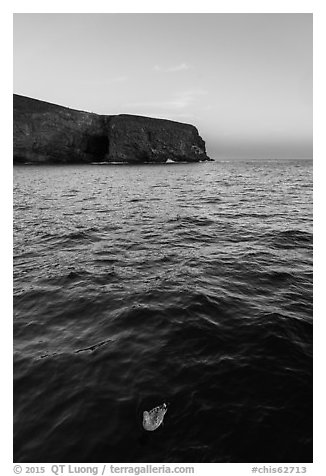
[13,159,313,463]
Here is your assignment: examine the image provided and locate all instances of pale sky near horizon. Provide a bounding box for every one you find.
[13,13,312,159]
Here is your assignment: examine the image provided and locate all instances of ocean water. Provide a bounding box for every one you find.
[13,159,313,463]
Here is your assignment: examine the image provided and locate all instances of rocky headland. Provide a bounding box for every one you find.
[13,94,212,164]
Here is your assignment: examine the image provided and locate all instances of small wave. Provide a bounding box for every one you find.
[271,229,312,249]
[202,196,222,204]
[168,215,215,227]
[75,339,112,354]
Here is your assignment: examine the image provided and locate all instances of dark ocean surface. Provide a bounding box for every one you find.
[13,159,313,463]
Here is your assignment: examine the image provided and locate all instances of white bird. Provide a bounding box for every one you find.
[142,403,168,431]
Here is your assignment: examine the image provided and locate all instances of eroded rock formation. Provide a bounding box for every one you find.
[13,94,211,164]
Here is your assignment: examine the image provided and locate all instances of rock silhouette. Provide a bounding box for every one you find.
[14,94,212,164]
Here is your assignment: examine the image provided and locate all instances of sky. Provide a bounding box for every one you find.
[13,13,312,159]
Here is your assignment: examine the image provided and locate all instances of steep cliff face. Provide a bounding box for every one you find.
[13,94,211,164]
[106,114,208,163]
[14,95,108,163]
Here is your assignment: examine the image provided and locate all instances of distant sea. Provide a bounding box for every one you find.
[13,159,313,463]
